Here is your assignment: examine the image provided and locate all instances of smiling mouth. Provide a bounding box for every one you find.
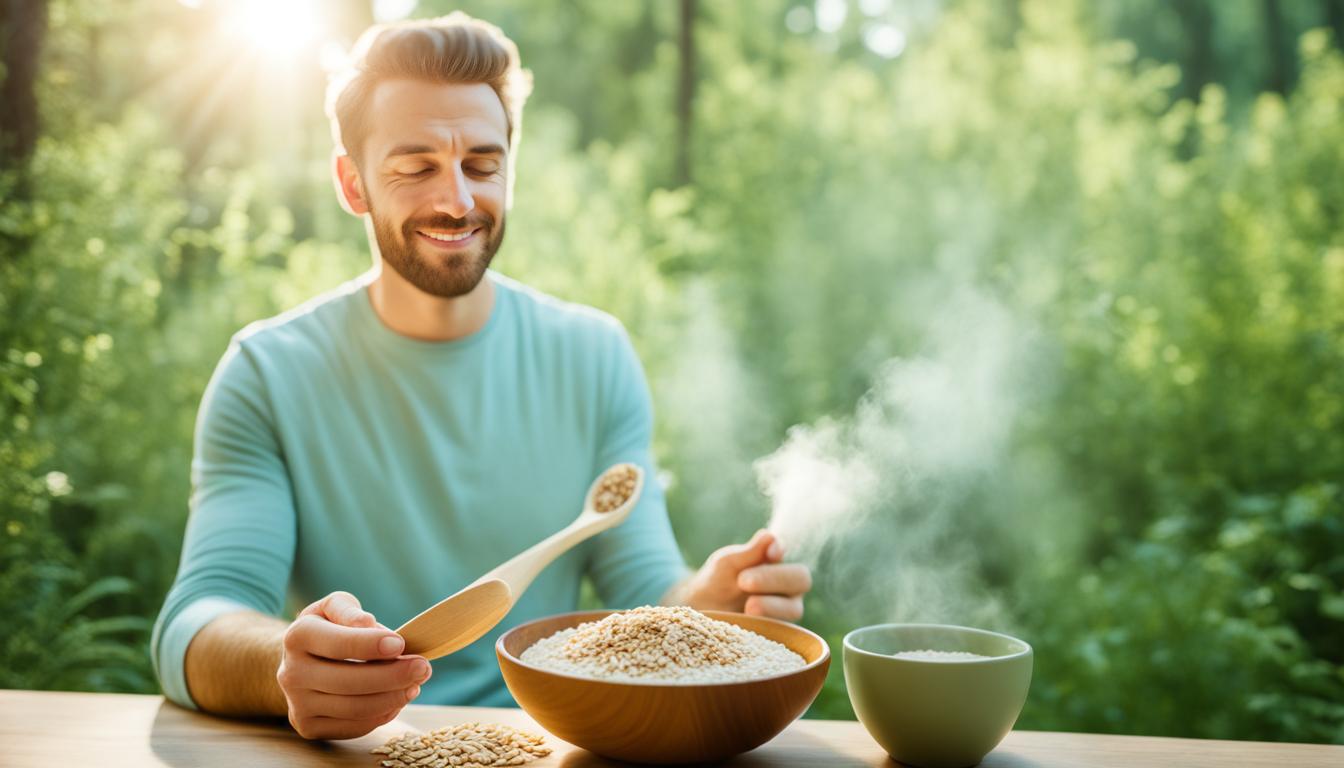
[418,228,478,242]
[416,228,480,248]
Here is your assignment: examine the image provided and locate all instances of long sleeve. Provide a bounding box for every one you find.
[150,339,298,708]
[586,326,691,608]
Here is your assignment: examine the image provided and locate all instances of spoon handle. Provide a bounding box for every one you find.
[472,513,612,598]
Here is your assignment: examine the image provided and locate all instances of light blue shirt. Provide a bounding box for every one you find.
[151,271,690,709]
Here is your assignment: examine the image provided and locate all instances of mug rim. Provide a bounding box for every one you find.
[843,622,1033,663]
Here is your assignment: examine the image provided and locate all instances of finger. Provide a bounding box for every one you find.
[711,529,774,573]
[736,563,812,596]
[294,655,432,696]
[303,686,420,721]
[286,614,406,661]
[291,708,402,741]
[744,594,804,622]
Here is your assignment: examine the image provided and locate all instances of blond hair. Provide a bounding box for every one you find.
[326,12,533,164]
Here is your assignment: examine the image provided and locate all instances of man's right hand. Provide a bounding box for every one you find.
[275,591,432,740]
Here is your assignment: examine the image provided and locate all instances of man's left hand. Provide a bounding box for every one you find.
[672,529,812,621]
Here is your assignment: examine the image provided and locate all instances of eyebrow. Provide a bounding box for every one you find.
[384,143,506,160]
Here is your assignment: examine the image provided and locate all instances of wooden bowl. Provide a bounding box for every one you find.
[496,609,831,764]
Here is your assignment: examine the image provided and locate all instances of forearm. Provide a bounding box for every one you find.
[183,609,288,716]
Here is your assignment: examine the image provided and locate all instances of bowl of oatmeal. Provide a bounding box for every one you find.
[496,606,830,764]
[843,623,1033,768]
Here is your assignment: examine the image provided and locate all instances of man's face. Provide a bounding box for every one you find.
[352,79,510,298]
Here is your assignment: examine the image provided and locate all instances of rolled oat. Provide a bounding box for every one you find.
[520,606,806,683]
[591,463,638,513]
[371,722,550,768]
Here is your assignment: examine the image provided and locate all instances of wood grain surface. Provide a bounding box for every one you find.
[1,690,1341,767]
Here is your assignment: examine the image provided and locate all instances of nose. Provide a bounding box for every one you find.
[431,164,475,219]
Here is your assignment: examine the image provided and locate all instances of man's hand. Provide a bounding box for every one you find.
[671,529,812,621]
[275,591,432,740]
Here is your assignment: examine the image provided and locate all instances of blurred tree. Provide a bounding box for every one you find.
[675,0,696,187]
[0,0,47,173]
[1173,0,1214,102]
[1328,0,1344,41]
[1262,0,1293,93]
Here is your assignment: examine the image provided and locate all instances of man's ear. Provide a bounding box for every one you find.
[333,151,370,216]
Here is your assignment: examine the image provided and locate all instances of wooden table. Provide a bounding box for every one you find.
[2,690,1340,767]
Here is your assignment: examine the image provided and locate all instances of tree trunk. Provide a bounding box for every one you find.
[1173,0,1214,103]
[1322,0,1344,52]
[675,0,696,187]
[0,0,48,171]
[992,0,1022,49]
[1261,0,1291,95]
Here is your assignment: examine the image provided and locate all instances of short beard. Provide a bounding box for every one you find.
[370,207,505,298]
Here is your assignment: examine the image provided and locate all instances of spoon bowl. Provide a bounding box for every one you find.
[396,578,511,660]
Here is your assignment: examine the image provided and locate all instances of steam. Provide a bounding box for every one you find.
[655,280,772,556]
[756,286,1039,627]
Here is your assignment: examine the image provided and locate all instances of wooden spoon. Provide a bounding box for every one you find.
[396,463,645,660]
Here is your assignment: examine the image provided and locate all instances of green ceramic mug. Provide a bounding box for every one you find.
[843,624,1033,768]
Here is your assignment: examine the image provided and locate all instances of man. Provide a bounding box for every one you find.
[151,13,811,741]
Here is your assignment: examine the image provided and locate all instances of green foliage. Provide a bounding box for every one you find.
[1,107,183,692]
[2,0,1341,747]
[1024,484,1344,742]
[0,564,154,692]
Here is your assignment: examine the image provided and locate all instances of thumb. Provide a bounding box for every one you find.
[712,529,774,574]
[303,591,377,628]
